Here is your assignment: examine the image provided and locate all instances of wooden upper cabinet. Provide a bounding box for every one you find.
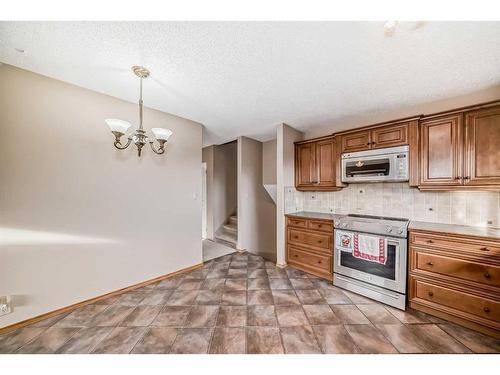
[315,138,335,187]
[295,142,317,188]
[420,114,463,186]
[371,123,408,149]
[464,105,500,186]
[295,136,340,191]
[341,130,371,153]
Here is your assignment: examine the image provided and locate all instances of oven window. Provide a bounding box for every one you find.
[339,243,396,280]
[345,158,390,177]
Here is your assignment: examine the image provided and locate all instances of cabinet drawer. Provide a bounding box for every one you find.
[308,220,333,233]
[413,278,499,323]
[410,232,500,257]
[288,246,332,272]
[412,250,500,288]
[288,228,331,253]
[287,217,307,228]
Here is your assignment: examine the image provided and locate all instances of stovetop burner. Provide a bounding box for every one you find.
[347,214,409,222]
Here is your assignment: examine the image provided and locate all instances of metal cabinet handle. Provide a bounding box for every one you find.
[484,307,490,313]
[480,247,490,251]
[427,262,434,266]
[484,272,491,279]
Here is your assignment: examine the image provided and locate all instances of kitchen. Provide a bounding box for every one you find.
[284,100,500,338]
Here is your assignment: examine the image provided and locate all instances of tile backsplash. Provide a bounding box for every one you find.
[284,183,500,228]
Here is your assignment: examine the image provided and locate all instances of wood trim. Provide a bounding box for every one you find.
[294,134,335,145]
[409,228,500,246]
[0,262,203,335]
[408,120,419,187]
[420,100,500,121]
[285,213,334,223]
[335,115,422,136]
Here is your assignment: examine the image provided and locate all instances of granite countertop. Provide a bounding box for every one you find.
[285,211,345,221]
[409,221,500,240]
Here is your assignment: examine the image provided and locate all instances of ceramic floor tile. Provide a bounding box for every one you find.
[201,278,226,290]
[93,295,121,305]
[357,304,400,324]
[152,306,192,327]
[114,292,147,306]
[156,278,183,290]
[57,327,113,354]
[89,305,135,327]
[289,278,315,290]
[216,306,247,327]
[271,290,300,305]
[344,324,398,354]
[407,324,472,353]
[247,290,274,305]
[280,326,321,354]
[266,268,288,278]
[376,324,429,353]
[92,327,146,354]
[166,291,198,306]
[438,323,500,353]
[318,288,353,304]
[16,327,80,354]
[247,262,266,270]
[269,278,293,290]
[330,305,370,324]
[0,327,46,353]
[139,290,173,306]
[302,304,340,325]
[131,328,178,354]
[247,305,278,326]
[209,327,246,354]
[248,269,267,278]
[30,313,70,327]
[313,325,360,353]
[224,279,247,291]
[227,269,247,279]
[295,289,327,305]
[54,305,109,327]
[184,305,219,327]
[341,290,378,304]
[195,290,223,305]
[246,327,284,354]
[229,261,247,269]
[247,278,270,290]
[177,279,204,291]
[120,306,162,327]
[285,268,308,278]
[170,328,212,354]
[221,291,247,305]
[385,306,431,324]
[275,305,309,326]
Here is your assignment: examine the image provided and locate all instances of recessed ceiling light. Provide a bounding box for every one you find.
[14,48,26,54]
[384,21,398,35]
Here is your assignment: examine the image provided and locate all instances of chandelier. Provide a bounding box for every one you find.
[105,66,172,157]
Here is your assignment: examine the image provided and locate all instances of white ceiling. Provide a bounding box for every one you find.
[1,21,499,146]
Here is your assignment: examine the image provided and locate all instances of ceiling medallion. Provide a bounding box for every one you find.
[105,66,172,157]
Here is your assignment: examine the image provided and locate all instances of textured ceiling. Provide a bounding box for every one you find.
[1,21,499,146]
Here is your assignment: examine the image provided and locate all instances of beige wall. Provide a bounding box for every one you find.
[304,85,500,139]
[212,142,237,232]
[262,139,277,185]
[0,64,203,327]
[238,136,277,261]
[276,124,303,265]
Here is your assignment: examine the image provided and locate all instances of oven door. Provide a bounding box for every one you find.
[333,230,407,293]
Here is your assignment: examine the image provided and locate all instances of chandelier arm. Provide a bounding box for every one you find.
[114,137,132,150]
[149,140,165,155]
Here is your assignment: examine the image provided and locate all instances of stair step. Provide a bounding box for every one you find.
[223,223,237,232]
[229,216,238,225]
[214,227,237,247]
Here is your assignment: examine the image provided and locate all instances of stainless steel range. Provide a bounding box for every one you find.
[333,214,409,310]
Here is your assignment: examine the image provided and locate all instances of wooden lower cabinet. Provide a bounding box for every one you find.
[409,229,500,338]
[286,215,333,280]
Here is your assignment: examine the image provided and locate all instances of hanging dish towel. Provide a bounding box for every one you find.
[353,233,387,265]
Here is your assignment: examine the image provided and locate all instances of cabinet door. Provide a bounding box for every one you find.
[341,130,371,153]
[295,142,317,188]
[420,114,463,186]
[464,106,500,186]
[371,123,408,149]
[315,138,336,188]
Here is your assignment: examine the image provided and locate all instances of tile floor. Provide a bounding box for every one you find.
[1,252,499,354]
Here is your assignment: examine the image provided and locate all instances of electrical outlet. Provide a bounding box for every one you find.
[0,296,12,316]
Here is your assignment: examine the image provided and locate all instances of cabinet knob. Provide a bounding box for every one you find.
[484,272,491,279]
[371,142,376,145]
[366,142,370,145]
[426,240,434,244]
[318,260,322,264]
[428,291,434,297]
[294,254,298,258]
[427,262,434,266]
[484,307,490,313]
[480,247,490,251]
[318,240,322,244]
[294,236,298,239]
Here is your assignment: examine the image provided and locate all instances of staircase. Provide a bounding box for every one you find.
[214,214,237,248]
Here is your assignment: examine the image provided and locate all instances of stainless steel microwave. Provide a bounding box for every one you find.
[341,145,409,183]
